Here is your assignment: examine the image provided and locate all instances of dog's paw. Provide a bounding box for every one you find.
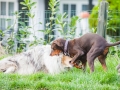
[73,63,82,69]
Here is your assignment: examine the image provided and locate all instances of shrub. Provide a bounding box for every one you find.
[89,0,120,37]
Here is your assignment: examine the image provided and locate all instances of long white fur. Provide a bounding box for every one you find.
[0,45,72,75]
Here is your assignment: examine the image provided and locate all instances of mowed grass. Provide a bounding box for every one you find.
[0,55,120,90]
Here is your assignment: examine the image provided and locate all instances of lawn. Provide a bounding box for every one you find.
[0,54,119,90]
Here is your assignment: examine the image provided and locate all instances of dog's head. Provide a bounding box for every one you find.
[50,38,65,56]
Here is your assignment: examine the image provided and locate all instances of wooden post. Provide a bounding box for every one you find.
[97,0,108,38]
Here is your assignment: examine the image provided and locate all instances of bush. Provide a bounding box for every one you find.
[89,0,120,37]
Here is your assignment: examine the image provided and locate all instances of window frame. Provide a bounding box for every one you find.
[62,3,77,32]
[82,4,89,11]
[63,4,76,18]
[0,0,18,31]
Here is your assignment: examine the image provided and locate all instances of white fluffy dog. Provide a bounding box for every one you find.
[0,45,72,75]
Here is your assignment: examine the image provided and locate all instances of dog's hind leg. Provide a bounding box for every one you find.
[98,47,109,71]
[87,47,104,73]
[98,55,107,71]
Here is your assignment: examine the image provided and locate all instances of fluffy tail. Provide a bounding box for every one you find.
[106,41,120,47]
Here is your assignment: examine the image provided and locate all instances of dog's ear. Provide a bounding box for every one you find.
[50,49,61,56]
[53,39,63,47]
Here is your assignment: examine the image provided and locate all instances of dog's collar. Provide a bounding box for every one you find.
[64,40,69,56]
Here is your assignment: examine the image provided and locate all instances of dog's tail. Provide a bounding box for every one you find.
[106,41,120,47]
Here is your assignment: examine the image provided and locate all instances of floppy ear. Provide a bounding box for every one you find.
[50,49,61,56]
[53,40,63,47]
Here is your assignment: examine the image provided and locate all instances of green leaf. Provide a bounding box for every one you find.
[6,18,11,21]
[63,12,68,18]
[63,22,66,27]
[20,2,26,6]
[7,26,11,30]
[38,30,45,32]
[49,17,54,20]
[39,22,42,24]
[55,19,60,24]
[26,0,30,3]
[22,7,27,9]
[46,23,50,26]
[31,14,35,18]
[30,2,37,7]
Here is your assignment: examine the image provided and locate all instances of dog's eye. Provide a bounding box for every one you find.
[53,48,56,50]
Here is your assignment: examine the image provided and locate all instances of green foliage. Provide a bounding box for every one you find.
[68,16,79,38]
[20,0,36,10]
[108,39,120,58]
[1,0,45,53]
[43,0,60,44]
[20,0,38,46]
[16,21,31,53]
[55,13,79,39]
[0,30,5,37]
[41,0,79,43]
[55,13,68,38]
[7,38,15,53]
[89,0,120,36]
[3,11,21,54]
[89,6,98,33]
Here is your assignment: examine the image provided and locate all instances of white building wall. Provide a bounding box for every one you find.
[29,0,45,41]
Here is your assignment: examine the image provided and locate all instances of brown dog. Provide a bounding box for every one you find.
[50,33,120,73]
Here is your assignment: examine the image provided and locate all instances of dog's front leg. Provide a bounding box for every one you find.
[70,50,84,64]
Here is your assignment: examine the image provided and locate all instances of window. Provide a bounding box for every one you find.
[71,4,76,17]
[82,5,88,11]
[0,1,14,31]
[0,18,6,30]
[1,2,6,15]
[9,2,14,16]
[63,4,68,15]
[63,4,76,32]
[63,4,76,18]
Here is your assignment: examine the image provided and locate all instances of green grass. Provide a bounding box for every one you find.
[0,55,120,90]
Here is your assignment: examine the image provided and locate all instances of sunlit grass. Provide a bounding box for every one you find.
[0,54,119,90]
